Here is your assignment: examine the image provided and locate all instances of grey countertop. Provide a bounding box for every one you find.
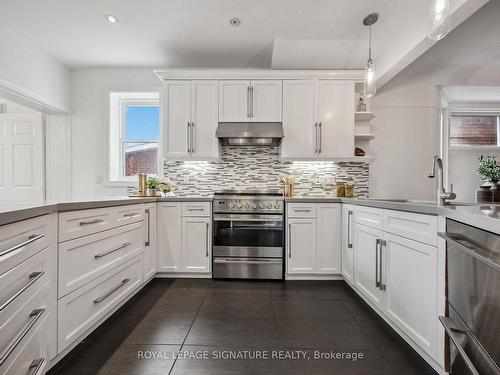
[1,195,498,234]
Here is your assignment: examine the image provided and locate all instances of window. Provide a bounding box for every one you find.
[449,114,500,147]
[109,92,160,182]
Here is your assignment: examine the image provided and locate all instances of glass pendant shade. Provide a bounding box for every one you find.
[428,0,451,41]
[363,59,376,98]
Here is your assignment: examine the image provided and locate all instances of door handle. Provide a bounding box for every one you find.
[205,222,209,257]
[314,122,318,153]
[145,208,150,246]
[247,86,251,118]
[93,279,130,304]
[94,242,131,259]
[347,211,353,248]
[190,122,195,153]
[250,86,254,118]
[27,358,46,375]
[0,271,44,312]
[0,234,45,258]
[379,240,386,290]
[187,121,190,153]
[288,223,292,258]
[318,122,322,154]
[375,239,380,288]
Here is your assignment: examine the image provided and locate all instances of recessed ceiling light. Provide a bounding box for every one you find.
[230,17,241,27]
[105,14,119,24]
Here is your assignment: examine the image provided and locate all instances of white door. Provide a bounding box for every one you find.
[164,81,191,159]
[158,203,182,272]
[218,81,250,122]
[0,113,44,210]
[281,80,317,159]
[143,203,158,280]
[353,223,384,309]
[316,203,342,274]
[287,219,316,274]
[384,232,437,357]
[341,205,355,284]
[190,81,219,159]
[316,80,355,158]
[182,217,211,273]
[250,80,282,122]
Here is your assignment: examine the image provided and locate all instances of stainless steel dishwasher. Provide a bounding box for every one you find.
[439,219,500,375]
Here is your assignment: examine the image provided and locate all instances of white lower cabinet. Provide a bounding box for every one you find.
[286,203,341,276]
[341,204,354,284]
[352,206,439,361]
[144,203,158,280]
[158,201,211,274]
[353,223,385,309]
[287,219,317,274]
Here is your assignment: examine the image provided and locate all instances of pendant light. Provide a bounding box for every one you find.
[428,0,451,41]
[363,13,378,98]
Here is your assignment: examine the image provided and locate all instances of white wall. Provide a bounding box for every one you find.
[370,0,500,200]
[0,25,71,113]
[70,68,161,199]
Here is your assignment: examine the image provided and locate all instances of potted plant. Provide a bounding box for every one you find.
[146,177,161,196]
[476,155,500,203]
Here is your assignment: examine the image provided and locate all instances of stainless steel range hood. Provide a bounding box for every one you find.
[216,122,283,146]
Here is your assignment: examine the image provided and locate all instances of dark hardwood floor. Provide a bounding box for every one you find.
[48,279,437,375]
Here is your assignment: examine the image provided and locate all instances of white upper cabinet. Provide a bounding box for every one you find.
[281,79,355,160]
[163,81,191,159]
[251,80,282,122]
[316,80,355,158]
[190,81,219,158]
[163,80,219,160]
[218,80,282,122]
[281,80,316,158]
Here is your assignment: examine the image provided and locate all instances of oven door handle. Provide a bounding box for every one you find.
[213,214,283,222]
[439,316,482,375]
[214,258,282,264]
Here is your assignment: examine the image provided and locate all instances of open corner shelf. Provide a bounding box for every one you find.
[355,112,376,122]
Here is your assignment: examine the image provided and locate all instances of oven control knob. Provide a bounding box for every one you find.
[244,202,250,209]
[274,201,281,209]
[266,202,273,209]
[259,202,265,209]
[236,201,243,209]
[251,202,257,209]
[228,201,235,209]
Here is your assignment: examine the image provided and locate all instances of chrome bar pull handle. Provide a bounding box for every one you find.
[0,234,45,258]
[205,222,209,257]
[191,122,195,153]
[250,86,254,118]
[187,121,190,153]
[288,223,292,258]
[27,358,46,375]
[94,242,131,259]
[0,271,44,312]
[93,279,130,304]
[79,218,104,226]
[347,210,353,248]
[247,86,251,118]
[318,122,322,153]
[314,122,318,153]
[145,208,151,246]
[375,239,380,288]
[379,240,386,290]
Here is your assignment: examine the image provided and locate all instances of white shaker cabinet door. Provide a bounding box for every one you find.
[163,81,191,159]
[316,203,342,274]
[250,80,282,122]
[383,232,437,358]
[144,203,158,280]
[316,80,355,158]
[341,204,355,284]
[190,81,219,159]
[181,217,211,273]
[353,223,384,309]
[286,219,317,274]
[218,81,250,122]
[281,80,317,159]
[158,203,182,272]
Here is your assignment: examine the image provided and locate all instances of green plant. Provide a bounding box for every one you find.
[478,155,500,182]
[146,176,161,190]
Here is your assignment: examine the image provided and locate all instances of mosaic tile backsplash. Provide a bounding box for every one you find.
[162,146,369,197]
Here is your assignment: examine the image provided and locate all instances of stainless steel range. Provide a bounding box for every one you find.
[212,190,284,279]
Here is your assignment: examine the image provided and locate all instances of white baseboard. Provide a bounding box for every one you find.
[285,274,343,280]
[155,272,212,279]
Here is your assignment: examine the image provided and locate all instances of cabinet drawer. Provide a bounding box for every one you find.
[58,222,144,297]
[0,279,49,364]
[354,205,383,229]
[287,203,317,218]
[0,248,50,326]
[182,202,211,217]
[59,205,144,242]
[382,210,438,246]
[58,208,115,242]
[0,309,48,375]
[0,215,50,275]
[58,255,143,352]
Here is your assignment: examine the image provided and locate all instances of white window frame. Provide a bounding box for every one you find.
[109,91,161,183]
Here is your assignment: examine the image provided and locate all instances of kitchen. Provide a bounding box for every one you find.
[0,1,499,374]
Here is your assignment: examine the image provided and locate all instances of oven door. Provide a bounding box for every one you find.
[213,214,283,258]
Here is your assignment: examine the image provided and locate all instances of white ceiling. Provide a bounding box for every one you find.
[0,0,489,83]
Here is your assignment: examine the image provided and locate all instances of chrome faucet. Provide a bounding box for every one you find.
[428,156,456,206]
